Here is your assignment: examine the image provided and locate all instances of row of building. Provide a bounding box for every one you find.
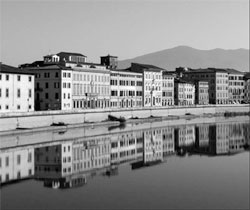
[1,51,250,112]
[1,120,249,187]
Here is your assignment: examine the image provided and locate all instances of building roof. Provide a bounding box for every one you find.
[224,68,244,75]
[100,55,118,58]
[185,68,228,74]
[244,72,250,80]
[21,64,72,71]
[162,70,176,76]
[0,63,35,75]
[19,60,45,68]
[44,54,59,58]
[110,69,142,75]
[68,62,106,67]
[57,52,87,57]
[132,63,164,70]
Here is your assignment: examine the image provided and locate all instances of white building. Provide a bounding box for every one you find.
[143,128,163,163]
[162,126,175,156]
[162,71,175,106]
[72,65,110,109]
[111,131,142,164]
[20,52,111,110]
[110,70,143,108]
[0,63,35,113]
[129,63,163,107]
[0,146,34,185]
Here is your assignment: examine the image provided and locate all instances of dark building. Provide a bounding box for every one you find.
[100,55,118,70]
[194,81,209,105]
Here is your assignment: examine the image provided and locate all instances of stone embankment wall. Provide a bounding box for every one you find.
[0,105,249,132]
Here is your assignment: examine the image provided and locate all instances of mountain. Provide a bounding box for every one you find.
[118,46,249,72]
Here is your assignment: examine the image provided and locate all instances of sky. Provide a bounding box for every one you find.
[1,0,249,67]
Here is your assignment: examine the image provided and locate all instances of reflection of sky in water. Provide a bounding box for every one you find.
[1,117,249,210]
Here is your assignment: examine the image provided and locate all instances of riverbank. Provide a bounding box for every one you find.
[1,115,249,150]
[0,104,249,132]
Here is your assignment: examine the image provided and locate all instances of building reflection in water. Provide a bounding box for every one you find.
[0,119,249,188]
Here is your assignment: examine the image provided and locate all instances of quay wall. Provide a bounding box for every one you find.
[1,115,249,150]
[0,105,249,132]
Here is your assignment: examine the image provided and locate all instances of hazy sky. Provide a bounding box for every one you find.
[1,0,249,67]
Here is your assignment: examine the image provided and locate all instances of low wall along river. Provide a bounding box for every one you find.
[0,104,249,132]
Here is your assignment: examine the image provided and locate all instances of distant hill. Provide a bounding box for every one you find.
[118,46,249,72]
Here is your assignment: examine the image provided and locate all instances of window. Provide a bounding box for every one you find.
[45,93,49,99]
[55,72,59,78]
[17,75,21,81]
[28,152,32,162]
[0,88,1,97]
[29,76,32,82]
[5,105,9,110]
[6,75,9,81]
[17,155,21,165]
[54,82,59,88]
[44,72,50,78]
[45,83,49,88]
[55,93,59,99]
[17,105,21,110]
[5,156,9,167]
[29,89,32,98]
[17,89,21,98]
[6,88,9,98]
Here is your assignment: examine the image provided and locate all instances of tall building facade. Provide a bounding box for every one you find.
[243,73,250,103]
[72,65,110,109]
[225,69,245,104]
[0,63,35,113]
[130,63,163,107]
[20,52,110,110]
[183,68,229,104]
[110,70,143,108]
[162,71,175,106]
[174,78,195,106]
[194,81,209,105]
[0,146,34,185]
[23,65,73,110]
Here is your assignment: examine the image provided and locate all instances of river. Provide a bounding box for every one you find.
[0,116,249,210]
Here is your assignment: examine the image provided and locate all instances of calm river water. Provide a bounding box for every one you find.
[1,116,249,210]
